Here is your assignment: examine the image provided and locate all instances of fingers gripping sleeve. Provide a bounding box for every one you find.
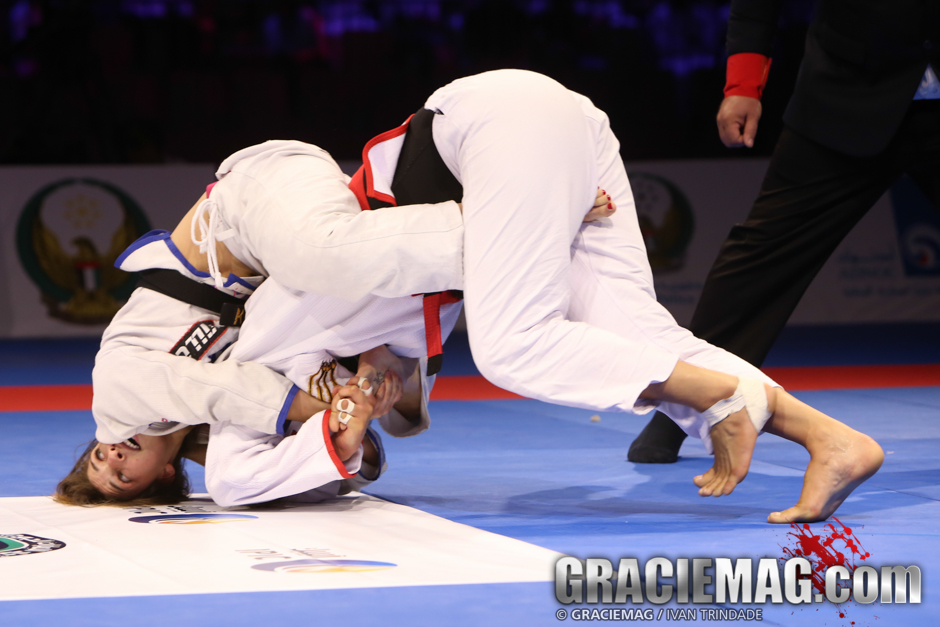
[92,344,296,443]
[205,410,361,507]
[377,356,433,438]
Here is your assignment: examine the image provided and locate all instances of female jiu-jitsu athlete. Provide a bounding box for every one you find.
[54,139,466,506]
[348,69,884,523]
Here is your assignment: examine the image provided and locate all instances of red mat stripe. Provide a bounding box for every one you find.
[430,376,525,401]
[0,385,94,411]
[762,364,940,391]
[1,365,939,411]
[430,365,940,400]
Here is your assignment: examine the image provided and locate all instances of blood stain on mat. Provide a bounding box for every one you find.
[779,517,872,627]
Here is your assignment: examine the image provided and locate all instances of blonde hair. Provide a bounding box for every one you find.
[53,440,191,507]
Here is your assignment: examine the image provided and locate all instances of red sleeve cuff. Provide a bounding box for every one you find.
[321,409,355,479]
[724,53,772,100]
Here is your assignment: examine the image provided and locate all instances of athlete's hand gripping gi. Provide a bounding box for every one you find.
[329,378,379,461]
[204,350,414,508]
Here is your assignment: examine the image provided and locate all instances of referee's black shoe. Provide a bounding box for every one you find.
[627,411,688,464]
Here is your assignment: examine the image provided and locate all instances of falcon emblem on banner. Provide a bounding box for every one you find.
[16,178,152,325]
[631,172,695,273]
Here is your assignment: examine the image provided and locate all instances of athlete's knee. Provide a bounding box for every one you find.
[470,346,515,390]
[468,334,526,391]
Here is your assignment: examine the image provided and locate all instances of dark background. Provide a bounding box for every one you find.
[0,0,814,166]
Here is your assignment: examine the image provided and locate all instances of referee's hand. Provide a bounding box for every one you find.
[717,96,762,148]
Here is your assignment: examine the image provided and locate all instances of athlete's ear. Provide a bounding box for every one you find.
[157,463,176,485]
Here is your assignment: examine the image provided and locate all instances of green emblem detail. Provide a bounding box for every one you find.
[0,534,66,558]
[0,538,27,552]
[16,178,152,325]
[631,172,695,272]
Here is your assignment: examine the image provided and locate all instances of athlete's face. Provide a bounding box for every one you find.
[86,435,177,500]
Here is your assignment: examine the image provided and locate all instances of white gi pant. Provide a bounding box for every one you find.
[207,141,464,300]
[427,70,777,446]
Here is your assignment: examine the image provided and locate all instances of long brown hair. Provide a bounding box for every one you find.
[53,439,192,507]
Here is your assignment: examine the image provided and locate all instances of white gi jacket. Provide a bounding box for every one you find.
[92,232,288,443]
[203,276,448,506]
[205,412,388,507]
[92,140,463,444]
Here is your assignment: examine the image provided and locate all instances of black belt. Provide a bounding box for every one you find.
[137,268,246,327]
[391,108,464,206]
[391,108,465,375]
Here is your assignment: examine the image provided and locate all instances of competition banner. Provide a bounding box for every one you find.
[1,160,937,338]
[0,494,560,600]
[0,165,214,337]
[625,161,940,326]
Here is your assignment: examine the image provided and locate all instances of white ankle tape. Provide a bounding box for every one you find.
[701,386,746,428]
[741,377,772,433]
[701,377,771,433]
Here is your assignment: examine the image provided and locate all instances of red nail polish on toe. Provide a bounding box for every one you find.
[607,202,613,209]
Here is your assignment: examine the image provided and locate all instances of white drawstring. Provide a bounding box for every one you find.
[191,197,236,289]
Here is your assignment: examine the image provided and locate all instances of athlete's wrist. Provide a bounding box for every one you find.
[286,390,330,423]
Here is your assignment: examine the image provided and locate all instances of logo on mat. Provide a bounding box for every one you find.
[631,172,695,273]
[128,513,258,525]
[251,559,397,574]
[0,534,66,558]
[16,178,152,325]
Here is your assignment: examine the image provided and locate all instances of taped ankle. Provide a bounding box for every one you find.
[701,377,771,433]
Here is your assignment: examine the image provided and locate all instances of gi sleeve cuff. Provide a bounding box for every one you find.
[321,409,355,479]
[276,384,300,435]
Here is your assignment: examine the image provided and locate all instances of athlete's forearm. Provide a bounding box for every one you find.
[392,358,424,425]
[286,390,331,423]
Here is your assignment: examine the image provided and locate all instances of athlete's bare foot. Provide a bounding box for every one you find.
[694,407,759,497]
[767,420,883,524]
[637,363,767,497]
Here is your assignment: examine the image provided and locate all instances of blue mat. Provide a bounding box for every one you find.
[2,327,939,626]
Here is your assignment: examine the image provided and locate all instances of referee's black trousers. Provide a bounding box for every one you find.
[636,99,940,453]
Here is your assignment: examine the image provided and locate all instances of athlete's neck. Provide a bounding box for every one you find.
[170,193,255,278]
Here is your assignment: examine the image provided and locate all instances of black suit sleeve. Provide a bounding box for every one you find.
[726,0,784,56]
